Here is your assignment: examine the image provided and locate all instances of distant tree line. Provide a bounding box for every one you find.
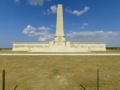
[106,47,120,49]
[0,48,12,50]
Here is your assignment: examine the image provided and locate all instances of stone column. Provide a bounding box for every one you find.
[54,4,65,45]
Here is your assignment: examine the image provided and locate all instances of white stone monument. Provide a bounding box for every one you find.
[12,4,106,52]
[54,4,65,47]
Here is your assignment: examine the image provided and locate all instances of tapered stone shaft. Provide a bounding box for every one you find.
[54,4,65,44]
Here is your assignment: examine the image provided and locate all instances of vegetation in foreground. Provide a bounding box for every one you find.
[0,56,120,90]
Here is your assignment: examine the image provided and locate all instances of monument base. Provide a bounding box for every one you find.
[29,47,90,52]
[12,41,106,52]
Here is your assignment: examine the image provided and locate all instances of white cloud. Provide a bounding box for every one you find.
[81,27,84,29]
[66,31,118,42]
[15,0,20,3]
[65,9,72,15]
[44,5,57,15]
[27,0,51,6]
[22,25,37,34]
[47,9,51,14]
[83,23,88,26]
[80,23,88,29]
[38,30,53,41]
[27,0,43,6]
[50,5,57,13]
[39,26,51,30]
[50,25,55,27]
[66,6,90,16]
[22,25,54,41]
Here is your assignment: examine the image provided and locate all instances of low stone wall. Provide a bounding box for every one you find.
[70,42,106,51]
[12,42,49,52]
[12,42,106,52]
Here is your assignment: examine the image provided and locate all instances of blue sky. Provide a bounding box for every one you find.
[0,0,120,48]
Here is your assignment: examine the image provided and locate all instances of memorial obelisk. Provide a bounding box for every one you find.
[54,4,65,46]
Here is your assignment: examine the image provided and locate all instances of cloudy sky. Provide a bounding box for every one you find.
[0,0,120,48]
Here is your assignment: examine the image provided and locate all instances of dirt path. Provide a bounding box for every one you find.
[0,53,120,56]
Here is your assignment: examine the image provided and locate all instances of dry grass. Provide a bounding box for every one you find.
[0,50,27,53]
[93,48,120,53]
[0,56,120,90]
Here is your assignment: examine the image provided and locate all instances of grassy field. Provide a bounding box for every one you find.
[0,56,120,90]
